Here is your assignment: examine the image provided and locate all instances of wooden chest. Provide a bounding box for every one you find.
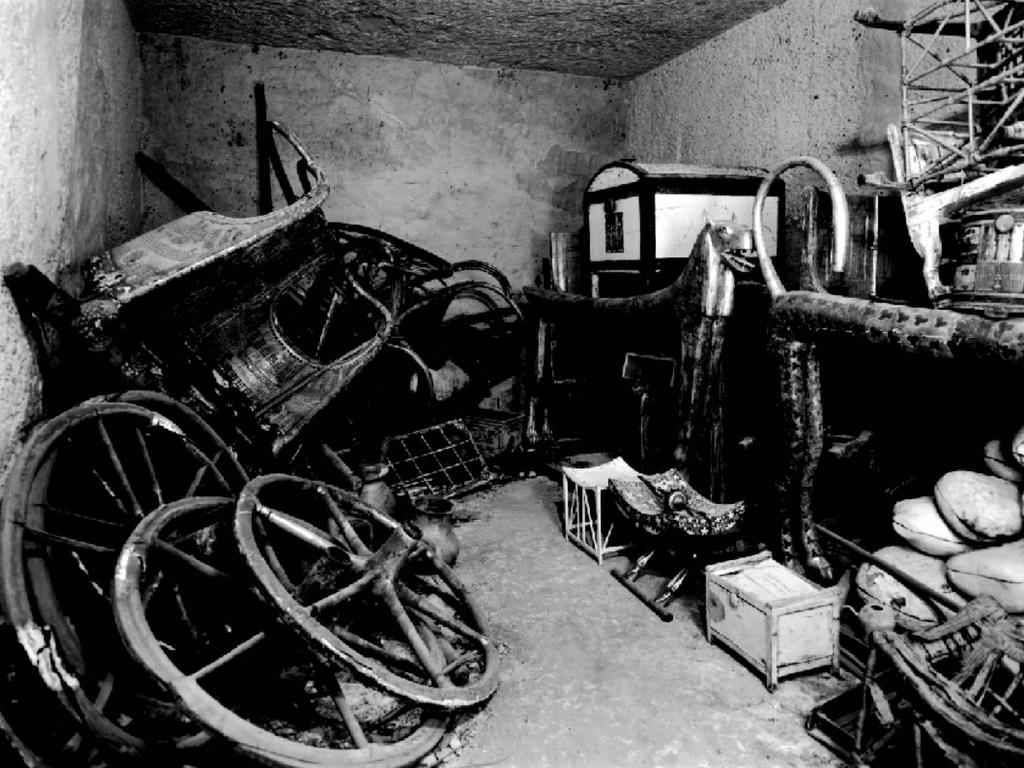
[705,552,843,691]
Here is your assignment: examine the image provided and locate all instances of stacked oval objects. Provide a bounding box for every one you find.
[857,428,1024,629]
[0,392,498,768]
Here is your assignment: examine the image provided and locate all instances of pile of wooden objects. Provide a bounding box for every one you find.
[0,392,499,767]
[795,10,1024,761]
[0,122,514,767]
[806,428,1024,765]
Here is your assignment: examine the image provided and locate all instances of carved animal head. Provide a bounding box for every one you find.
[702,212,756,274]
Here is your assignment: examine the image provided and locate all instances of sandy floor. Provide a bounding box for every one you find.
[436,476,847,768]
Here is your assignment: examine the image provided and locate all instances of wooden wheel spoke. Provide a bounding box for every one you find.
[405,572,461,609]
[90,468,132,518]
[23,501,132,553]
[307,571,376,615]
[416,621,447,672]
[205,447,232,478]
[185,463,211,497]
[323,491,372,557]
[320,669,370,748]
[36,502,129,532]
[187,631,266,681]
[21,524,119,554]
[320,481,402,535]
[166,435,233,496]
[152,539,231,584]
[441,650,478,676]
[257,504,356,564]
[70,550,113,601]
[413,547,469,598]
[171,582,201,643]
[195,453,233,494]
[63,431,129,518]
[380,583,446,684]
[255,517,296,592]
[329,625,425,677]
[96,415,142,516]
[133,426,163,506]
[397,584,484,643]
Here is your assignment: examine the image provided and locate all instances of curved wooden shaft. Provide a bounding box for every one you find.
[754,155,849,298]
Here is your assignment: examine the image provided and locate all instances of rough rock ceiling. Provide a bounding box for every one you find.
[125,0,787,79]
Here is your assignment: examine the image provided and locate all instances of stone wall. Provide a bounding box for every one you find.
[624,0,922,285]
[0,0,142,475]
[626,0,915,188]
[138,34,627,286]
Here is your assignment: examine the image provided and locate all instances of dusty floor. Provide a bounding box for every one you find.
[439,476,847,768]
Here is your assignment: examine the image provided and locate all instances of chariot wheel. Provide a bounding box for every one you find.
[0,400,247,757]
[114,496,448,767]
[235,474,500,710]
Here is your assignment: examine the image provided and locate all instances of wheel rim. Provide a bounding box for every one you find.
[114,496,448,767]
[235,473,500,710]
[0,400,247,755]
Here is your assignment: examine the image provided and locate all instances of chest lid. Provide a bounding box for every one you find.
[586,160,771,196]
[712,557,821,603]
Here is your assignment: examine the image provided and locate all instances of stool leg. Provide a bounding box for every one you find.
[612,549,675,622]
[621,549,655,581]
[653,566,690,607]
[562,475,570,540]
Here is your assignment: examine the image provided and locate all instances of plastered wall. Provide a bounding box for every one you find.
[626,0,910,183]
[0,0,142,475]
[138,34,627,286]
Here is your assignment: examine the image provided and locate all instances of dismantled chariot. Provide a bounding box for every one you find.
[0,123,511,767]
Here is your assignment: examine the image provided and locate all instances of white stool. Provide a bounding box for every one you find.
[561,457,638,563]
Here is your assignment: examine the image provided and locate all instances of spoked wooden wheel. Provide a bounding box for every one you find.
[114,496,448,767]
[235,474,500,710]
[0,401,247,757]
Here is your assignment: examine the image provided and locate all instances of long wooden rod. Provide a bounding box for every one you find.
[255,82,272,215]
[814,524,962,611]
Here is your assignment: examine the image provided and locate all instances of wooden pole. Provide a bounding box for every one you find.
[255,82,272,215]
[135,152,211,213]
[814,523,962,611]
